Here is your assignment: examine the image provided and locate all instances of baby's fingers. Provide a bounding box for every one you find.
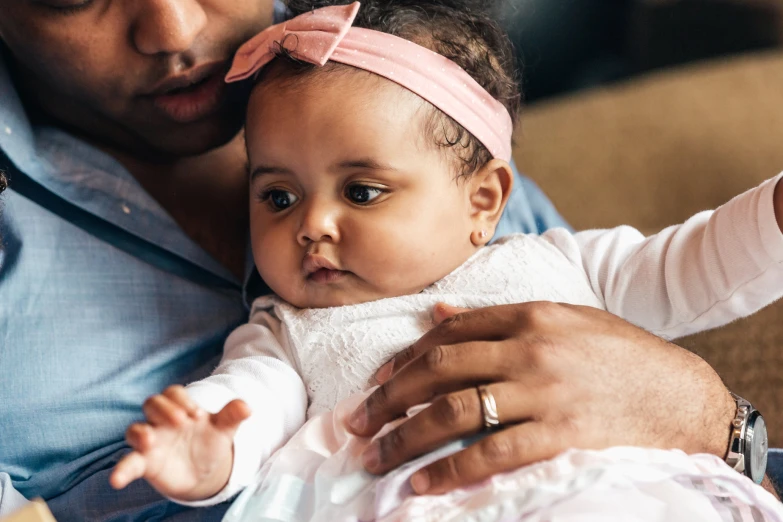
[143,394,188,427]
[110,451,147,490]
[162,385,203,419]
[212,399,252,432]
[125,422,156,452]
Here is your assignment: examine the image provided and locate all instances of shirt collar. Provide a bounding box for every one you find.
[0,51,37,177]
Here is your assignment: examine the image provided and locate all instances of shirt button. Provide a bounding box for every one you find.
[121,203,131,215]
[4,126,11,135]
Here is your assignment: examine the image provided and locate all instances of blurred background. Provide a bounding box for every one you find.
[495,0,783,102]
[489,0,783,443]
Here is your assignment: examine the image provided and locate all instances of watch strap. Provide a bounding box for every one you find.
[726,393,750,471]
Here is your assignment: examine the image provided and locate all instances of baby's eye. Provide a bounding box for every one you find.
[262,189,299,211]
[346,185,384,205]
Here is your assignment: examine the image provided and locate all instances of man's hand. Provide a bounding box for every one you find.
[349,302,735,495]
[109,385,250,502]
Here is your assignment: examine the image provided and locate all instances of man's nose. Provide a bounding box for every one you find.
[132,0,208,56]
[296,199,341,246]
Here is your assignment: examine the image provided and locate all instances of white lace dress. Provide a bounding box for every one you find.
[182,175,783,521]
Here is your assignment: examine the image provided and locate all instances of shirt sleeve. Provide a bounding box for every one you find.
[542,173,783,339]
[175,302,308,506]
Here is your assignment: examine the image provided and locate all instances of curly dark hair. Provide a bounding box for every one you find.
[261,0,521,176]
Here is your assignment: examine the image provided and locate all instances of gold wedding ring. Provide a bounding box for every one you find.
[477,385,500,430]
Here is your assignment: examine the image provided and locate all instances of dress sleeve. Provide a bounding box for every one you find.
[542,173,783,339]
[176,302,308,506]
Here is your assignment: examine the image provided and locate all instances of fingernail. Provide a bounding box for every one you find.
[349,405,367,432]
[411,470,431,494]
[375,361,394,383]
[362,443,380,471]
[432,303,451,324]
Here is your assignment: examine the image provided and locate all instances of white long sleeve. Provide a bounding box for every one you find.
[544,174,783,339]
[180,307,308,506]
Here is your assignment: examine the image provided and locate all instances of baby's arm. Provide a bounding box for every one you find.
[545,174,783,339]
[110,307,308,505]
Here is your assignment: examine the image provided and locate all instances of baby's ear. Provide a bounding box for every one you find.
[467,159,514,245]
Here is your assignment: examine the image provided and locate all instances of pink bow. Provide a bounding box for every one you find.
[225,0,514,160]
[226,2,361,82]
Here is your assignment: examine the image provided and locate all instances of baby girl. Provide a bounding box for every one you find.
[111,1,783,520]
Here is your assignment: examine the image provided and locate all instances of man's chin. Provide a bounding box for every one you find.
[156,124,241,157]
[138,113,245,159]
[132,85,250,159]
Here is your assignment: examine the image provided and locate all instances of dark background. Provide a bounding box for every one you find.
[495,0,783,102]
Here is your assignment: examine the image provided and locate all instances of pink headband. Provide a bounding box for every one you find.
[226,1,514,161]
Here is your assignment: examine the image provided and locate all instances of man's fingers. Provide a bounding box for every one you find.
[211,399,252,432]
[381,304,525,383]
[352,342,518,436]
[162,385,201,418]
[143,394,188,427]
[361,382,541,474]
[361,387,484,475]
[410,421,559,495]
[374,303,475,384]
[110,451,147,490]
[382,302,583,384]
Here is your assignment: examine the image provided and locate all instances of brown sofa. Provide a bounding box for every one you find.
[513,50,783,446]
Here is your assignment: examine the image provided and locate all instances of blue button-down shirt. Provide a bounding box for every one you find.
[0,8,571,521]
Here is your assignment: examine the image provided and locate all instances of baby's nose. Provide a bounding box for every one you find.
[296,200,341,245]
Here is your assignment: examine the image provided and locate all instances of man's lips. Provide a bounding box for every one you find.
[146,61,226,97]
[145,62,229,124]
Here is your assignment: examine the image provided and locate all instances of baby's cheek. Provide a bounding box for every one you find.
[346,211,457,292]
[379,243,449,294]
[253,232,296,289]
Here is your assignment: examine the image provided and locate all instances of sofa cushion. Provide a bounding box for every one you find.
[514,50,783,446]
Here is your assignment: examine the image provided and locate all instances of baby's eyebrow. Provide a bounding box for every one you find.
[336,159,397,172]
[249,165,294,181]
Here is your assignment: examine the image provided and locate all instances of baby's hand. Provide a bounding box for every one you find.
[109,385,251,502]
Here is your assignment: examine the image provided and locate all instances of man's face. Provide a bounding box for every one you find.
[0,0,275,158]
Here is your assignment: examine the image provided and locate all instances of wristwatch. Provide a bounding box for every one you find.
[725,393,768,484]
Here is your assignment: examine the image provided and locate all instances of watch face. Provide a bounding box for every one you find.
[746,413,768,484]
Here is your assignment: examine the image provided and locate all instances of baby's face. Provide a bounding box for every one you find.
[245,70,482,308]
